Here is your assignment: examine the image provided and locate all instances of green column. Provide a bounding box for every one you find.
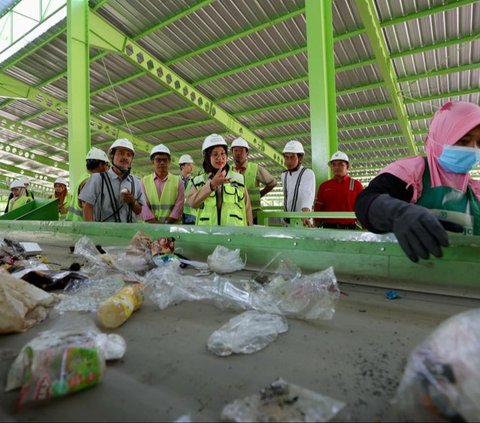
[67,0,90,188]
[306,0,337,187]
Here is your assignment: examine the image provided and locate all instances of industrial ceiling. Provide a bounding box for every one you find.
[0,0,478,201]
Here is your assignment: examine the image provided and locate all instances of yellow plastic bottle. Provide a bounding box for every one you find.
[97,284,144,329]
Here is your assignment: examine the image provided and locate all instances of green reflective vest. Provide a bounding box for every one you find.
[65,172,90,221]
[416,162,480,235]
[244,162,261,213]
[142,173,180,223]
[192,170,247,226]
[8,195,31,212]
[183,178,196,223]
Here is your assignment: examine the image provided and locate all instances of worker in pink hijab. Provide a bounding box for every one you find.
[356,101,480,262]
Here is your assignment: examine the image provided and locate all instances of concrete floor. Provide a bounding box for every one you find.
[1,242,479,422]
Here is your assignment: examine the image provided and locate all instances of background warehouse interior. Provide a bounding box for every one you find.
[0,0,478,208]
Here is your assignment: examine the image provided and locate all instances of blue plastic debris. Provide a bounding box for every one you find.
[385,290,399,300]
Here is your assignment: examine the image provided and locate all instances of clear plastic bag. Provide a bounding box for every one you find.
[147,260,339,321]
[207,311,288,356]
[207,245,246,274]
[221,378,345,422]
[392,308,480,422]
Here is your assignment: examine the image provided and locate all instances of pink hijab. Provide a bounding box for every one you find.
[380,101,480,202]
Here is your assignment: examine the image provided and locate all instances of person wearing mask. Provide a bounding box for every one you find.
[356,101,480,263]
[141,144,184,224]
[231,137,277,224]
[4,176,35,214]
[314,151,363,229]
[179,154,196,224]
[5,179,32,213]
[79,138,145,223]
[49,177,71,220]
[65,147,110,221]
[281,140,316,227]
[188,133,253,226]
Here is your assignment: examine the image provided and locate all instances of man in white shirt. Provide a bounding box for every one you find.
[280,140,315,227]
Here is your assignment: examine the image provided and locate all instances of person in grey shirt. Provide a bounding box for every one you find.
[79,138,145,222]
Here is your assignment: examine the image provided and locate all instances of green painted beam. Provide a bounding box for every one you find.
[404,87,480,103]
[355,0,416,155]
[398,62,480,83]
[67,0,91,187]
[89,11,285,167]
[0,71,165,162]
[0,115,66,151]
[306,0,336,185]
[0,140,68,170]
[380,0,477,27]
[0,162,57,184]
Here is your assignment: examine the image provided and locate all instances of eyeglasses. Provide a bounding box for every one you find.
[211,152,227,158]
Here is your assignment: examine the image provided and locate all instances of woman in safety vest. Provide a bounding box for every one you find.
[5,179,32,212]
[188,134,253,226]
[356,101,480,263]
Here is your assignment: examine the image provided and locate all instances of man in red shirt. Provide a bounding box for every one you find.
[314,151,364,229]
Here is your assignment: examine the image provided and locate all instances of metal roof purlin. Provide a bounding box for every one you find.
[89,11,285,167]
[0,114,66,150]
[354,0,417,155]
[0,139,68,170]
[0,71,164,160]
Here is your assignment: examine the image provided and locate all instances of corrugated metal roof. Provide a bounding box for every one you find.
[0,0,479,195]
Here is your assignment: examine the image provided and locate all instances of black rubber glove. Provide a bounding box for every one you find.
[367,194,462,262]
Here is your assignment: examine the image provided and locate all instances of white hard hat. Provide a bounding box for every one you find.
[19,176,30,185]
[179,154,194,164]
[10,179,25,189]
[202,133,227,152]
[283,140,305,154]
[150,144,171,159]
[231,137,249,149]
[54,177,68,186]
[108,138,135,155]
[86,147,109,162]
[329,151,349,163]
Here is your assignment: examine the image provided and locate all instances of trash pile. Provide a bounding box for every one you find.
[5,231,464,422]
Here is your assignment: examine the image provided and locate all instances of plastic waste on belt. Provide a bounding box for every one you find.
[207,310,288,356]
[5,324,127,407]
[0,271,60,334]
[148,256,340,320]
[221,378,346,422]
[6,327,126,392]
[97,284,144,329]
[207,245,246,274]
[392,308,480,422]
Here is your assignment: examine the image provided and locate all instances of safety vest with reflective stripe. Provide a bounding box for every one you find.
[183,178,196,222]
[66,172,90,221]
[244,162,261,212]
[8,195,31,212]
[142,173,180,223]
[192,170,247,226]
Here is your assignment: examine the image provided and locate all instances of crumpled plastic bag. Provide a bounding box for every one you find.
[207,245,246,274]
[392,308,480,422]
[0,270,59,334]
[147,261,340,321]
[221,378,345,422]
[6,327,126,392]
[73,235,153,275]
[207,311,288,356]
